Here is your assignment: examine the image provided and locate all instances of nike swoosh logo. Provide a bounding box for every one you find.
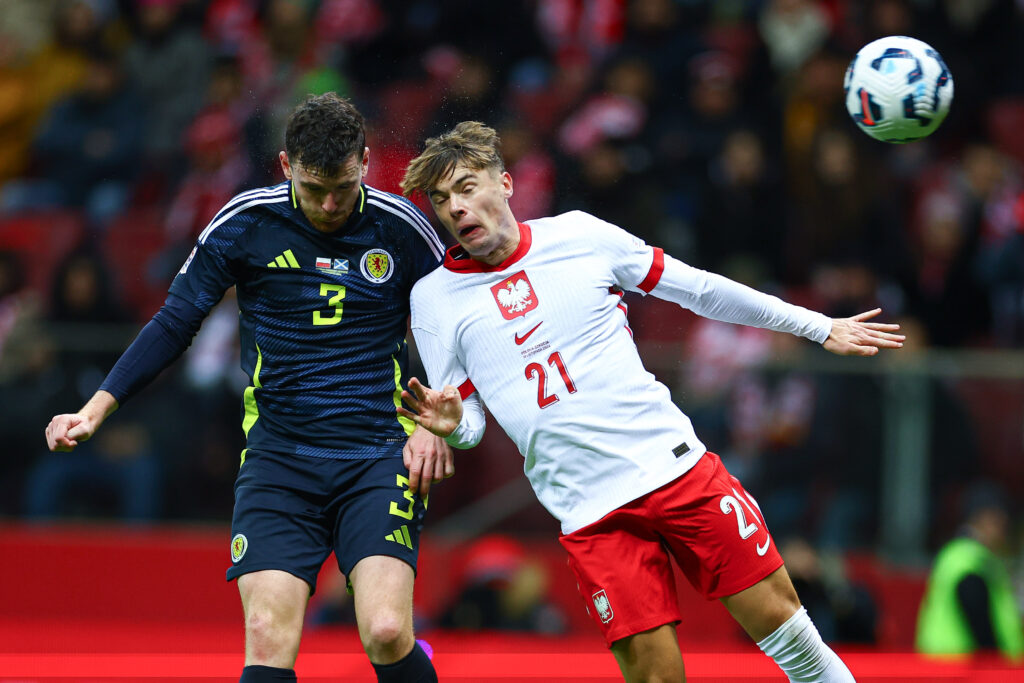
[515,321,543,345]
[756,536,771,557]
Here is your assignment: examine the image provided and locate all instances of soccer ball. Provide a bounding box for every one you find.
[844,36,954,143]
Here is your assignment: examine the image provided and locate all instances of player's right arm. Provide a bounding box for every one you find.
[405,288,485,447]
[44,293,209,452]
[44,200,247,453]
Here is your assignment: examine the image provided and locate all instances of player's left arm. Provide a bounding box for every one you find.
[645,253,904,349]
[589,215,906,353]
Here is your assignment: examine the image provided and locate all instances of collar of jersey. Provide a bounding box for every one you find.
[288,182,367,232]
[443,222,532,273]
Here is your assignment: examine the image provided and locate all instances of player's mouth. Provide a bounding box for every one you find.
[458,224,482,238]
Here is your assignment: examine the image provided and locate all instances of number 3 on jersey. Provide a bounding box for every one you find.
[314,283,346,325]
[525,351,576,408]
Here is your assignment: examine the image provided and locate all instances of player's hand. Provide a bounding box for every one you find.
[398,377,463,437]
[44,413,99,452]
[823,308,904,356]
[403,425,454,497]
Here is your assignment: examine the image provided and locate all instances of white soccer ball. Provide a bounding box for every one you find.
[844,36,954,143]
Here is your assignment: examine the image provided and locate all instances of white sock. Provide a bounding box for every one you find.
[756,607,856,682]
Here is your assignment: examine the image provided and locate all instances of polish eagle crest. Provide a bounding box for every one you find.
[490,271,539,320]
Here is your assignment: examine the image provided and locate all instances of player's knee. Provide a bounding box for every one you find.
[244,606,301,650]
[360,610,410,656]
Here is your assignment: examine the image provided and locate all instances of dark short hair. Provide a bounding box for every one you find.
[284,92,365,176]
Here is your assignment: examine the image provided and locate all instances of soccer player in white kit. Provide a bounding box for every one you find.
[398,122,902,682]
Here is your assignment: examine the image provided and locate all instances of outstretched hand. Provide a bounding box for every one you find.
[398,377,464,438]
[823,308,904,356]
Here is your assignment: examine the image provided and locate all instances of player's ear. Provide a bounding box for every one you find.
[502,171,513,200]
[279,151,292,180]
[361,147,370,175]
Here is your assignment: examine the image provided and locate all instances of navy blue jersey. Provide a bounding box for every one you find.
[169,182,445,459]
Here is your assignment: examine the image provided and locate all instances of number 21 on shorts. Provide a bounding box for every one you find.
[720,486,771,557]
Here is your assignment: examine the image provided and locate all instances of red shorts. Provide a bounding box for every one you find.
[559,451,783,646]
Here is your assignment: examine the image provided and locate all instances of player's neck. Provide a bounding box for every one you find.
[478,221,521,266]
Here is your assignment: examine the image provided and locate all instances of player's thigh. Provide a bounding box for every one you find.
[719,565,801,642]
[227,450,335,592]
[237,569,312,623]
[332,456,428,579]
[610,623,685,683]
[348,555,416,627]
[560,512,681,647]
[656,452,784,601]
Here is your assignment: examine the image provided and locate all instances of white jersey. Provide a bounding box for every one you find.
[410,211,831,534]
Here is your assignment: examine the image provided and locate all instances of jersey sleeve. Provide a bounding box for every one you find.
[652,253,832,342]
[568,211,666,293]
[576,210,831,343]
[403,201,446,280]
[410,283,485,448]
[167,216,247,315]
[99,294,205,403]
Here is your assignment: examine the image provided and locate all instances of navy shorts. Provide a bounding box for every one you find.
[225,448,428,593]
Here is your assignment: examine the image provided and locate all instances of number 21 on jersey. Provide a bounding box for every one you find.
[525,351,576,408]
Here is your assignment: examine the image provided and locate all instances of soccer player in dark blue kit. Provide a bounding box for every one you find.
[45,93,449,683]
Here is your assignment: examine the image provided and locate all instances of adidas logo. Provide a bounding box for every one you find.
[385,525,413,549]
[267,249,300,268]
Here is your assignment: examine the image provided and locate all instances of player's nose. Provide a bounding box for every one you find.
[448,194,465,216]
[322,193,338,212]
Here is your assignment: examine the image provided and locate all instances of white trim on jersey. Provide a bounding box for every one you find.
[198,190,289,244]
[211,185,289,221]
[365,189,445,259]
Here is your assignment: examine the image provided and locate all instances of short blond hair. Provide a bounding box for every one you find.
[401,121,505,197]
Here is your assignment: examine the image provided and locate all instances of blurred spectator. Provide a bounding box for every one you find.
[124,0,210,184]
[535,0,626,65]
[694,129,786,278]
[29,0,118,125]
[436,535,567,634]
[0,251,46,383]
[973,150,1024,346]
[0,250,51,515]
[785,128,905,285]
[424,51,503,139]
[23,249,162,520]
[164,107,250,244]
[0,47,141,229]
[781,536,878,644]
[757,0,832,82]
[906,143,1009,346]
[917,481,1024,660]
[556,54,651,158]
[499,119,556,221]
[0,29,40,185]
[554,139,664,247]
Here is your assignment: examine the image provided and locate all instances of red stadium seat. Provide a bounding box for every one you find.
[0,210,85,296]
[101,208,172,321]
[987,97,1024,164]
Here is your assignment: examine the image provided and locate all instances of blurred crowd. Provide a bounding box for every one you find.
[0,0,1022,573]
